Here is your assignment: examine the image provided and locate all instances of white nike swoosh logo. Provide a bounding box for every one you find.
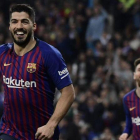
[4,63,12,66]
[130,107,136,111]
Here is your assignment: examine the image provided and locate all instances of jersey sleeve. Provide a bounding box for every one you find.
[43,48,72,90]
[123,97,132,136]
[0,44,7,56]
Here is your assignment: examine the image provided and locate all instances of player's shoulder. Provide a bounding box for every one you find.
[38,39,61,56]
[0,43,12,55]
[123,89,135,100]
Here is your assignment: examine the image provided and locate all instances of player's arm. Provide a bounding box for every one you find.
[35,84,75,140]
[119,98,132,140]
[49,84,75,126]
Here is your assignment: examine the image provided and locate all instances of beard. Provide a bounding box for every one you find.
[11,28,33,47]
[137,80,140,87]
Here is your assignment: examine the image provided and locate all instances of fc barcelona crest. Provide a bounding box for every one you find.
[27,63,36,73]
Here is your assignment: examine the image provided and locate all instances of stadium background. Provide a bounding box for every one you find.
[0,0,140,139]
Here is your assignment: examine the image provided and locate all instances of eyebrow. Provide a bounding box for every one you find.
[10,18,30,21]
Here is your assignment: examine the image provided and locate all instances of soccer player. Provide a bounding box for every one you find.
[0,4,75,140]
[119,58,140,140]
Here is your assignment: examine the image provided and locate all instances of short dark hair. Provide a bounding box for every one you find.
[9,4,35,23]
[134,58,140,70]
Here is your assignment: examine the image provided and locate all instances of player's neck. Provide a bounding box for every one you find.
[136,88,140,98]
[14,37,36,56]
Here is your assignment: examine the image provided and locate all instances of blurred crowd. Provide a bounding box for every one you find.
[0,0,140,139]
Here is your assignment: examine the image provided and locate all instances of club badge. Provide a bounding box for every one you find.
[27,63,36,73]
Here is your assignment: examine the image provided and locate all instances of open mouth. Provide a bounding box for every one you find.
[16,31,25,35]
[15,31,27,38]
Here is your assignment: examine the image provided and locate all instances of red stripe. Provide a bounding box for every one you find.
[35,48,49,126]
[24,47,41,138]
[33,48,44,126]
[132,92,136,137]
[3,50,11,123]
[138,94,140,138]
[135,92,138,138]
[2,51,10,131]
[41,52,53,140]
[23,52,35,138]
[9,55,23,137]
[15,55,28,138]
[1,53,9,131]
[41,52,49,120]
[3,50,15,136]
[40,56,49,122]
[128,93,133,135]
[11,57,21,133]
[135,92,140,138]
[133,91,137,139]
[29,48,39,129]
[30,47,41,128]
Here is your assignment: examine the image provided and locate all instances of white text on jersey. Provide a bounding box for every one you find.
[3,75,36,88]
[58,68,69,79]
[132,117,140,125]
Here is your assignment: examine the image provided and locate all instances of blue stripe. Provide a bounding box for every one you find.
[4,54,15,135]
[14,56,26,138]
[9,55,22,137]
[137,96,140,137]
[25,51,37,139]
[33,51,43,127]
[20,55,31,139]
[30,49,42,128]
[134,92,138,137]
[5,54,14,133]
[0,53,8,131]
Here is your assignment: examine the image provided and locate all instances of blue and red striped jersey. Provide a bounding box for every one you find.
[0,38,72,140]
[123,89,140,140]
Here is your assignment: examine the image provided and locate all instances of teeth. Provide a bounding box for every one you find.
[16,32,24,35]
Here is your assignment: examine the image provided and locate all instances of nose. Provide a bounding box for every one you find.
[16,21,23,29]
